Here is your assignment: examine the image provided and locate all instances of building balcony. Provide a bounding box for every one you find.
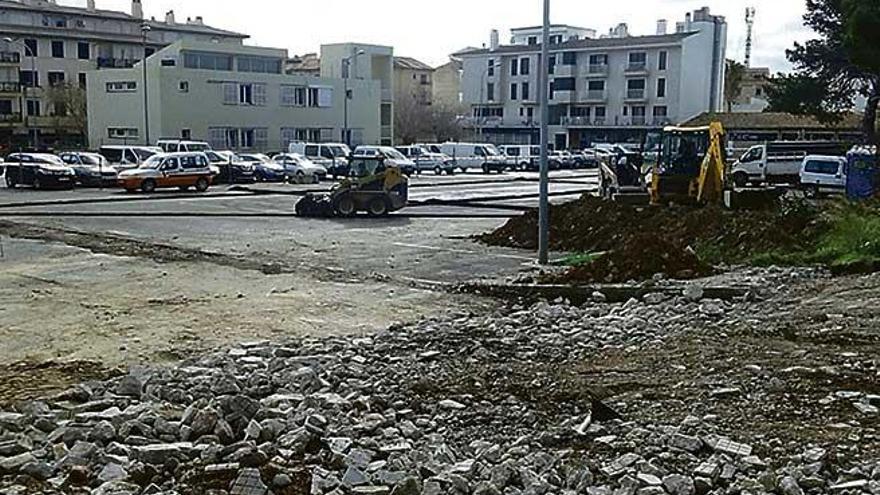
[624,89,647,101]
[581,89,607,102]
[629,116,647,126]
[0,82,22,94]
[560,116,611,126]
[0,52,21,66]
[461,116,504,127]
[585,64,608,77]
[553,64,576,77]
[624,62,648,74]
[550,90,576,103]
[0,113,22,126]
[97,57,140,69]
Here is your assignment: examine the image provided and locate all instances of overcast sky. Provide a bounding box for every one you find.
[77,0,813,72]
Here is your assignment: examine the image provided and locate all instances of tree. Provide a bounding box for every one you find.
[765,73,841,122]
[394,96,465,144]
[44,82,88,140]
[724,60,746,112]
[771,0,880,145]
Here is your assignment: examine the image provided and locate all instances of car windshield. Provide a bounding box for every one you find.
[80,154,105,166]
[187,143,211,152]
[133,148,158,160]
[39,155,65,165]
[245,154,272,164]
[326,145,349,158]
[141,155,164,169]
[384,148,407,160]
[484,145,501,156]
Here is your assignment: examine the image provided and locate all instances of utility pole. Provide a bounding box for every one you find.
[744,7,756,67]
[537,0,551,265]
[141,22,151,146]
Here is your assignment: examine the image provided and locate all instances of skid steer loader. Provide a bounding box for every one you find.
[295,156,409,217]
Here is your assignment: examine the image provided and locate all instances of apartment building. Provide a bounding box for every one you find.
[459,7,727,149]
[394,56,433,106]
[320,43,394,145]
[87,40,382,151]
[432,56,464,109]
[0,0,246,150]
[730,66,771,113]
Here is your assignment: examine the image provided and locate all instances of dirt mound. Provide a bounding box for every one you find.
[478,195,822,283]
[545,234,712,284]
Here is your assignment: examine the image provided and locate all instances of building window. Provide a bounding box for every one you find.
[550,35,563,45]
[24,39,37,57]
[627,79,646,98]
[77,42,90,60]
[551,77,575,92]
[628,52,647,70]
[295,87,307,106]
[594,106,606,122]
[756,87,763,97]
[520,58,530,76]
[486,82,495,102]
[145,47,155,58]
[51,40,64,58]
[522,82,530,100]
[548,55,556,74]
[657,78,666,98]
[510,83,518,100]
[658,51,668,71]
[106,81,137,92]
[235,83,266,106]
[307,86,333,107]
[653,106,668,118]
[281,85,305,106]
[48,71,65,87]
[26,100,41,117]
[419,74,429,85]
[527,36,538,45]
[487,59,495,77]
[562,52,577,65]
[19,70,38,88]
[181,129,192,139]
[108,127,139,139]
[527,107,534,118]
[179,81,189,93]
[0,100,12,115]
[510,59,518,76]
[237,56,282,74]
[183,51,233,71]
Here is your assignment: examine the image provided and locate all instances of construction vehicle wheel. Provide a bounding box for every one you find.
[367,197,389,216]
[334,194,356,216]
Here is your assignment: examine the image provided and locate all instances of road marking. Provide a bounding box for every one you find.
[392,242,534,261]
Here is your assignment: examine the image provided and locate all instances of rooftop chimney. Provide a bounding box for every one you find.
[656,19,668,35]
[489,29,500,51]
[131,0,143,19]
[86,0,95,11]
[194,16,203,25]
[165,10,175,24]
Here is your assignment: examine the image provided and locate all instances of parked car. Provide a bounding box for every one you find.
[396,145,455,175]
[238,153,287,182]
[204,150,256,184]
[117,152,213,193]
[4,153,76,189]
[273,153,328,180]
[98,145,162,169]
[500,145,541,171]
[59,152,118,187]
[156,139,213,153]
[288,142,351,178]
[439,143,507,173]
[571,150,599,169]
[799,155,848,197]
[352,146,416,175]
[731,141,846,187]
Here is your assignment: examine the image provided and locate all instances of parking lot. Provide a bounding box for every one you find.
[0,169,597,384]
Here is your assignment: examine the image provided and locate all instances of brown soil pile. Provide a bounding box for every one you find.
[478,195,821,283]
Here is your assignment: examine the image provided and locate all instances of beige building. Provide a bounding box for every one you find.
[87,40,383,151]
[730,66,770,113]
[432,57,464,109]
[0,0,245,150]
[285,53,320,77]
[393,56,433,106]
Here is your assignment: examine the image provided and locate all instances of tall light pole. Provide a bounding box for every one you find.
[342,49,365,146]
[141,22,151,146]
[537,0,551,264]
[4,37,36,150]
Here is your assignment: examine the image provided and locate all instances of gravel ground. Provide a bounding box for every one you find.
[1,267,878,494]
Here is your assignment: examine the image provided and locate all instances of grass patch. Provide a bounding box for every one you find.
[552,251,605,267]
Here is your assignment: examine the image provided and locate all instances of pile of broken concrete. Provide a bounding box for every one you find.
[1,272,878,494]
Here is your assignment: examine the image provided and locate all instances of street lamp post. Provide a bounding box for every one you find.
[342,49,365,146]
[538,0,551,265]
[3,37,36,151]
[141,22,151,146]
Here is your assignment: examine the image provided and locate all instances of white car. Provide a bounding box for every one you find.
[352,146,416,175]
[799,155,847,197]
[273,153,328,180]
[397,145,456,175]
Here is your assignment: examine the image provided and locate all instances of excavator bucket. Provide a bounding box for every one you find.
[295,193,336,217]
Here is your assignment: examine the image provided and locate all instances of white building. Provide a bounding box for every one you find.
[458,7,727,148]
[0,0,246,150]
[510,25,597,46]
[87,40,384,151]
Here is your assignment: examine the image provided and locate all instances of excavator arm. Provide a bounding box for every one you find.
[696,121,726,204]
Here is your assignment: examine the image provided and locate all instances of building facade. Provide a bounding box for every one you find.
[87,40,382,151]
[0,0,246,151]
[730,66,770,113]
[459,7,727,149]
[393,56,433,106]
[432,57,463,109]
[320,43,394,145]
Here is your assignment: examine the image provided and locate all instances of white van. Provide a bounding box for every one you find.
[352,146,416,175]
[156,139,213,153]
[731,141,845,187]
[98,145,162,169]
[799,155,847,197]
[288,142,351,177]
[439,142,506,173]
[500,145,541,171]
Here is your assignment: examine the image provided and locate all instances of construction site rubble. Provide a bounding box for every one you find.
[1,269,878,495]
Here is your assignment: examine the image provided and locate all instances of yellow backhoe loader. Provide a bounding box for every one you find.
[650,122,726,205]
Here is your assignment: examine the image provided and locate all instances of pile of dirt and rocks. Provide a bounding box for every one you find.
[1,268,878,495]
[478,196,822,283]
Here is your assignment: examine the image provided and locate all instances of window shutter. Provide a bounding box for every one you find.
[255,128,268,150]
[223,83,238,105]
[281,87,294,106]
[317,87,333,107]
[254,84,267,106]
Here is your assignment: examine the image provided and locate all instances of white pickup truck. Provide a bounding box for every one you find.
[730,141,845,187]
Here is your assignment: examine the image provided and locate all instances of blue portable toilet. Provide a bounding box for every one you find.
[846,146,878,200]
